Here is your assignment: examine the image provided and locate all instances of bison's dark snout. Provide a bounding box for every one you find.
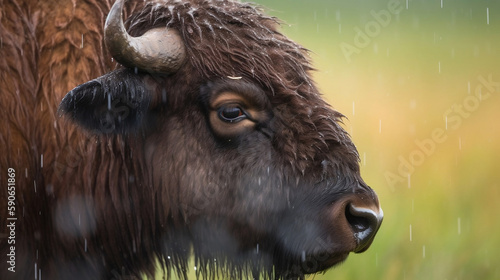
[346,202,383,253]
[331,190,383,254]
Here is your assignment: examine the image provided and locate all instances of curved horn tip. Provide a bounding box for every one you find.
[104,0,187,74]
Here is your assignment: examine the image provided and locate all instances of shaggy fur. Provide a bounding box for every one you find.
[1,0,380,279]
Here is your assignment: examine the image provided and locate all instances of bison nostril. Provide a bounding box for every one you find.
[345,203,383,253]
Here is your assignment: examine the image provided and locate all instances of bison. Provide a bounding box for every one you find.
[0,0,383,279]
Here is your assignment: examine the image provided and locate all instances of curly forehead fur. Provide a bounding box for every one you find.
[128,0,306,89]
[127,0,360,175]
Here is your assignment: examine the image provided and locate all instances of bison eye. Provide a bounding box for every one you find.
[205,85,271,140]
[218,106,247,123]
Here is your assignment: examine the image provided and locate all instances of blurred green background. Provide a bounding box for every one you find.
[165,0,500,279]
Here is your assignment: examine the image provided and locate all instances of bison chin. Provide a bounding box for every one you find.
[270,193,382,277]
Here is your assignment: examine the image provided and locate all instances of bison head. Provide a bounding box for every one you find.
[59,0,383,278]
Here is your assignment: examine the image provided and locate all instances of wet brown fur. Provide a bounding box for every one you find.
[1,1,375,279]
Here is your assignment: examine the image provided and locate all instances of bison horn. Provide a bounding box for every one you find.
[104,0,186,74]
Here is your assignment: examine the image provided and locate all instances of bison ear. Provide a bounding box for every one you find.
[59,69,154,134]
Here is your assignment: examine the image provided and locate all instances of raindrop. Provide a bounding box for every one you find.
[457,217,461,235]
[46,184,54,195]
[422,245,426,258]
[194,266,197,271]
[81,34,84,49]
[107,94,112,110]
[306,108,312,117]
[409,99,417,110]
[487,8,490,25]
[85,238,88,252]
[161,88,167,104]
[409,224,412,241]
[438,61,441,73]
[301,251,306,262]
[40,154,43,168]
[440,0,443,8]
[473,45,480,57]
[34,180,37,193]
[25,168,28,178]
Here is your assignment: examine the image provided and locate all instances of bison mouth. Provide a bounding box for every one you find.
[267,191,383,276]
